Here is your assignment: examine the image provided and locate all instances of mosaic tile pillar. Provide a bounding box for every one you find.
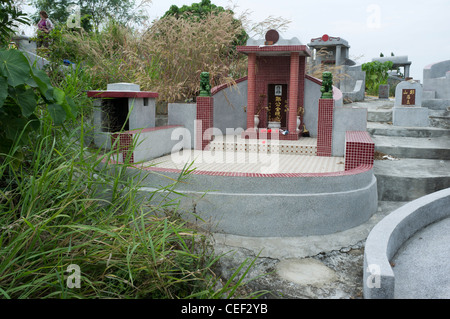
[246,53,257,130]
[288,53,300,134]
[111,132,134,163]
[196,96,214,150]
[317,98,334,156]
[344,131,375,171]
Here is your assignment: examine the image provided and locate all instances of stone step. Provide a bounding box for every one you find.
[429,109,450,129]
[372,135,450,160]
[423,90,436,99]
[367,108,392,123]
[374,158,450,201]
[367,122,450,138]
[423,99,450,110]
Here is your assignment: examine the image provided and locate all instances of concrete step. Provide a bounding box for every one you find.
[372,135,450,160]
[367,122,450,138]
[423,99,450,110]
[374,158,450,201]
[367,108,392,123]
[429,109,450,129]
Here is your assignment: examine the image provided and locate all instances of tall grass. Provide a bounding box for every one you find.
[48,10,292,103]
[0,111,262,299]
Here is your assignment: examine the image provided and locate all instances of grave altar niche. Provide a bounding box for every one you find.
[237,30,311,140]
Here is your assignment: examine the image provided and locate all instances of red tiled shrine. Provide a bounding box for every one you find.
[237,30,311,140]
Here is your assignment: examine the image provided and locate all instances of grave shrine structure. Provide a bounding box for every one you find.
[88,83,183,162]
[237,30,311,140]
[307,34,366,102]
[393,79,429,127]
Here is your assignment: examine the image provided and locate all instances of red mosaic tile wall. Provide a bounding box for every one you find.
[196,96,214,150]
[252,55,306,131]
[111,132,134,163]
[345,131,375,171]
[247,53,257,130]
[317,99,334,156]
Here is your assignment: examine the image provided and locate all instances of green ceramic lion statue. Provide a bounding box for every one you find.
[199,72,211,97]
[320,72,333,99]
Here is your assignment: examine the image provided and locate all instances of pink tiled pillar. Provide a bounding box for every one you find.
[247,53,257,130]
[196,96,214,150]
[288,53,299,134]
[345,131,375,171]
[111,132,134,163]
[317,98,334,156]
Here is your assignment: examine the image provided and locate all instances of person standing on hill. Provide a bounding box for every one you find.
[37,10,54,48]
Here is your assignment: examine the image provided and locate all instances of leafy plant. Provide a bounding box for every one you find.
[0,49,76,154]
[361,60,394,95]
[0,0,30,46]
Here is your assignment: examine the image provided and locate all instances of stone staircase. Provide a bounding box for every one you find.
[357,97,450,201]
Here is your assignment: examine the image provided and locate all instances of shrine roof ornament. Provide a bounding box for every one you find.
[308,34,350,48]
[237,29,311,56]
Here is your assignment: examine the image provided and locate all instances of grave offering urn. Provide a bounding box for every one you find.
[254,114,260,129]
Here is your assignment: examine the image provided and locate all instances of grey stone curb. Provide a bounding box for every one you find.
[363,187,450,299]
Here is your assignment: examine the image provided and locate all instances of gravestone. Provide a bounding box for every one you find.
[393,80,428,127]
[378,84,389,99]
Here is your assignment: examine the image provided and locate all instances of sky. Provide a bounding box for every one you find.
[23,0,450,82]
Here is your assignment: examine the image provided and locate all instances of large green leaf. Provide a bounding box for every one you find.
[47,103,67,125]
[0,76,7,108]
[4,116,31,143]
[29,67,56,102]
[8,85,37,117]
[53,87,66,105]
[0,50,31,87]
[65,96,78,119]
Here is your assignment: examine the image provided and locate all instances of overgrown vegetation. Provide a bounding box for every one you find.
[0,0,30,46]
[1,1,274,297]
[32,1,290,102]
[361,60,394,96]
[0,111,261,298]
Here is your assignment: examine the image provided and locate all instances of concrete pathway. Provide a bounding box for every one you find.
[392,217,450,299]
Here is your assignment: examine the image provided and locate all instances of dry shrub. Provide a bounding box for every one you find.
[306,47,348,84]
[57,10,292,102]
[136,11,248,102]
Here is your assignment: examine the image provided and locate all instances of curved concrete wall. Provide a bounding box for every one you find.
[128,164,378,237]
[423,60,450,101]
[423,60,450,79]
[363,187,450,299]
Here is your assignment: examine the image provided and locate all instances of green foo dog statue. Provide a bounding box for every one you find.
[320,71,333,99]
[199,72,211,97]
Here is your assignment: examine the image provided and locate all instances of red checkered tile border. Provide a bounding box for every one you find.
[345,131,375,171]
[196,97,214,150]
[317,99,334,156]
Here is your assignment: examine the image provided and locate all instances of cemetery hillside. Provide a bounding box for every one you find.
[0,0,449,301]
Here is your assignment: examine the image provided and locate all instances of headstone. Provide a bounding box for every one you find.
[393,80,428,127]
[378,84,389,99]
